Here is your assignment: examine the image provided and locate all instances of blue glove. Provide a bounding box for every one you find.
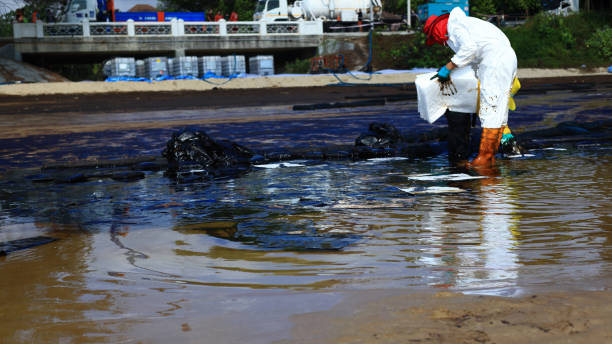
[430,65,451,81]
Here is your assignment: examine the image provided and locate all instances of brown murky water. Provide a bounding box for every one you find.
[0,86,611,343]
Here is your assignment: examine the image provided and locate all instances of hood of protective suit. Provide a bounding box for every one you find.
[423,13,449,46]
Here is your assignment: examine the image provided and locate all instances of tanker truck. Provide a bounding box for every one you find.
[254,0,383,25]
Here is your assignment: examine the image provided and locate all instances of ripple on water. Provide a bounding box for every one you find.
[0,146,610,293]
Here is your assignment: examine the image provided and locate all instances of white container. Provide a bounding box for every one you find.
[103,57,136,78]
[170,56,199,77]
[221,55,246,77]
[135,60,145,78]
[416,66,479,124]
[248,55,274,76]
[144,57,168,79]
[199,56,223,77]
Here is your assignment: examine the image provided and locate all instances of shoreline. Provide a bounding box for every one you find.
[281,288,612,343]
[0,68,609,97]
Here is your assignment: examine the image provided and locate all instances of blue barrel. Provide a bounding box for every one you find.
[417,1,469,21]
[164,12,206,21]
[114,12,158,21]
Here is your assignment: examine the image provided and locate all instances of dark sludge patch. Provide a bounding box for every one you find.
[42,156,161,171]
[111,171,145,182]
[292,99,386,111]
[517,119,612,149]
[241,232,359,251]
[54,173,90,184]
[0,236,57,256]
[15,119,612,187]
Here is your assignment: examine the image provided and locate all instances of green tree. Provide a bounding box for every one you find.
[233,0,254,21]
[159,0,255,17]
[471,0,497,16]
[159,0,218,12]
[493,0,540,15]
[384,0,428,15]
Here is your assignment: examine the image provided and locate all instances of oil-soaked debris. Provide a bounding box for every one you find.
[162,129,254,181]
[0,236,57,256]
[500,134,524,157]
[13,119,612,186]
[355,122,403,149]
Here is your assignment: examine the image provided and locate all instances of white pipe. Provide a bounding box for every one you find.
[406,0,411,28]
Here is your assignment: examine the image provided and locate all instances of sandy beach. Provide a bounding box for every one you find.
[0,67,609,96]
[281,289,612,344]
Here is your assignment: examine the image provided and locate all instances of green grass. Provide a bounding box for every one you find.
[503,12,612,68]
[282,58,311,74]
[372,11,612,70]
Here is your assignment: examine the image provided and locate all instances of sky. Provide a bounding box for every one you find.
[1,0,160,12]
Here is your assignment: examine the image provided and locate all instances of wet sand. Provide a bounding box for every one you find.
[1,71,611,343]
[282,289,612,344]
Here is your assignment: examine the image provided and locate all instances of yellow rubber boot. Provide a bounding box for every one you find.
[469,127,502,168]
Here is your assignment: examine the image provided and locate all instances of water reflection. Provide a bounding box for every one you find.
[1,149,611,291]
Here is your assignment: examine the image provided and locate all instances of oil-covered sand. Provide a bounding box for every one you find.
[0,72,611,343]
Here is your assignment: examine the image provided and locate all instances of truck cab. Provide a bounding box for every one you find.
[63,0,99,22]
[253,0,289,21]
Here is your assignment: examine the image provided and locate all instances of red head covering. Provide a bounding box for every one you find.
[423,13,449,46]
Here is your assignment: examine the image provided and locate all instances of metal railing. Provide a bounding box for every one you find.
[13,19,323,38]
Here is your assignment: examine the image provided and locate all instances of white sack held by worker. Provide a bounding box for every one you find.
[416,66,478,124]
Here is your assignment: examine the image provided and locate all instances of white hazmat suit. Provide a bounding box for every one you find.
[446,7,517,129]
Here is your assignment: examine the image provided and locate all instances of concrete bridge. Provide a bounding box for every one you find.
[11,20,330,63]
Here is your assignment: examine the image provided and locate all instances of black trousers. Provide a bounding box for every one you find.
[445,110,473,163]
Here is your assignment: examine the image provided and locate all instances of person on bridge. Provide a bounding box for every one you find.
[423,7,517,168]
[229,11,238,21]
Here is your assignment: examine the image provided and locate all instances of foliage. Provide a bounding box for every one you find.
[159,0,252,18]
[471,0,497,16]
[47,62,104,81]
[233,0,254,21]
[384,0,427,14]
[504,11,611,67]
[159,0,214,12]
[384,0,541,16]
[586,27,612,60]
[372,31,451,69]
[0,11,13,36]
[493,0,540,15]
[21,0,67,20]
[282,57,310,74]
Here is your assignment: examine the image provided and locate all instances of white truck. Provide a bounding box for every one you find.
[254,0,383,24]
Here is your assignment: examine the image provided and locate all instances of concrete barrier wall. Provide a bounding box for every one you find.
[13,19,324,38]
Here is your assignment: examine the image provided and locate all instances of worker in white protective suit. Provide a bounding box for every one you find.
[423,7,517,168]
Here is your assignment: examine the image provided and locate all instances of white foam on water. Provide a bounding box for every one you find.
[254,162,305,169]
[407,173,486,181]
[507,154,536,158]
[399,186,466,194]
[529,147,568,151]
[366,157,410,162]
